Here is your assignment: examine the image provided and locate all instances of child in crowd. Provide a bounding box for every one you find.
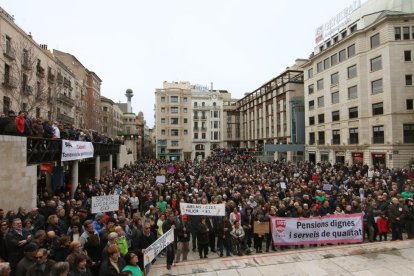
[377,212,389,241]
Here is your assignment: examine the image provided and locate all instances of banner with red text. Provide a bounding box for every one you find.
[271,213,363,245]
[61,140,94,161]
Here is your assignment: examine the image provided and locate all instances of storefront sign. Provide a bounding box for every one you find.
[61,140,94,161]
[271,213,363,245]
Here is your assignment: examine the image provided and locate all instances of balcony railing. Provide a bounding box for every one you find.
[27,137,120,165]
[57,113,75,125]
[57,94,75,107]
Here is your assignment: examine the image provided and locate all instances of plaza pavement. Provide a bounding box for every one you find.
[150,239,414,276]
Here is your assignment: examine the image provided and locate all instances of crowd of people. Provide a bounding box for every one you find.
[0,149,413,276]
[0,110,123,144]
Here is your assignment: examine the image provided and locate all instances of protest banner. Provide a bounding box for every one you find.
[254,221,269,235]
[271,213,363,245]
[61,140,94,161]
[91,195,119,214]
[144,228,174,266]
[156,175,166,183]
[323,184,332,191]
[180,203,225,216]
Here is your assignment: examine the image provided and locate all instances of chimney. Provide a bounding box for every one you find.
[210,82,213,91]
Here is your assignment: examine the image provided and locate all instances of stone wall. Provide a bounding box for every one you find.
[0,136,37,212]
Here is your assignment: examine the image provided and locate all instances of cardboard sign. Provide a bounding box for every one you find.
[254,221,270,235]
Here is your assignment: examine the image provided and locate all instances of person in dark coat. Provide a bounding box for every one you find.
[26,248,56,276]
[216,216,232,257]
[162,212,177,270]
[68,253,93,276]
[388,197,406,241]
[5,218,32,272]
[197,217,209,259]
[133,221,156,274]
[15,243,38,276]
[98,244,125,276]
[175,214,191,263]
[3,110,17,135]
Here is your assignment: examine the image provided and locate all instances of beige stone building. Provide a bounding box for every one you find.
[100,96,123,138]
[303,0,414,167]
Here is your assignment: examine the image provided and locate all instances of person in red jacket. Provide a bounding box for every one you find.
[377,212,389,241]
[15,111,25,135]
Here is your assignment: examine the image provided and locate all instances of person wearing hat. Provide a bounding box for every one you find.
[15,243,38,276]
[175,214,190,263]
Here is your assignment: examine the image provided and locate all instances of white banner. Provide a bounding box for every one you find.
[91,195,119,214]
[156,175,166,183]
[271,213,363,245]
[144,228,174,266]
[180,203,225,216]
[61,140,94,161]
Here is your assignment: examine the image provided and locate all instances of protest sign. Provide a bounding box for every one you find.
[323,184,332,191]
[254,221,269,235]
[280,182,287,189]
[91,195,119,214]
[156,175,166,183]
[180,203,225,216]
[144,228,174,266]
[271,213,363,245]
[61,140,94,161]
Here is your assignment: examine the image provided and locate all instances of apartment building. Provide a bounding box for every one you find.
[303,0,414,167]
[100,96,123,138]
[238,60,306,162]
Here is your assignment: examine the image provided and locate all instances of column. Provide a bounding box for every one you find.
[109,154,113,172]
[116,152,121,169]
[95,155,100,180]
[71,160,79,198]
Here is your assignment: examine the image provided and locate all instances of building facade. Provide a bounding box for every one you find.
[238,60,306,162]
[303,0,414,168]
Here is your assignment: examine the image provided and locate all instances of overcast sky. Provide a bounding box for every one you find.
[1,0,361,127]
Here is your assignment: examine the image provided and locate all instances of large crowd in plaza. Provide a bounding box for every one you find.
[0,117,414,275]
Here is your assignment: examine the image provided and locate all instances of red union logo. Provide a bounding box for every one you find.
[275,219,286,233]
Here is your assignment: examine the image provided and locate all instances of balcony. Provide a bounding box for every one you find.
[193,116,199,120]
[36,66,45,78]
[201,127,207,131]
[193,138,208,142]
[57,113,75,125]
[3,47,15,60]
[57,94,75,107]
[201,116,207,120]
[2,75,18,88]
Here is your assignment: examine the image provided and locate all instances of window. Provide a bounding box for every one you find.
[333,36,339,43]
[395,27,401,40]
[308,68,313,78]
[183,118,188,123]
[202,133,206,139]
[309,100,315,110]
[371,79,383,94]
[403,27,410,40]
[308,84,314,95]
[349,128,359,144]
[323,58,330,69]
[332,110,340,121]
[171,140,179,147]
[370,33,380,48]
[349,107,358,119]
[339,49,346,62]
[332,130,341,144]
[350,25,357,33]
[331,53,338,66]
[318,131,325,144]
[331,91,339,104]
[317,62,323,73]
[194,102,198,107]
[372,102,383,116]
[183,129,188,135]
[348,86,357,99]
[318,113,325,124]
[370,56,382,71]
[317,96,324,107]
[170,118,179,124]
[404,124,414,143]
[331,72,339,85]
[348,44,356,57]
[309,132,315,145]
[404,50,412,61]
[3,96,10,114]
[341,30,347,38]
[161,129,166,135]
[183,108,188,113]
[171,129,179,136]
[347,64,357,79]
[183,97,187,102]
[161,107,165,113]
[194,133,198,139]
[170,96,178,103]
[161,97,165,102]
[317,79,324,90]
[373,125,384,144]
[170,107,179,113]
[161,118,166,124]
[309,116,315,125]
[406,74,413,86]
[406,99,413,110]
